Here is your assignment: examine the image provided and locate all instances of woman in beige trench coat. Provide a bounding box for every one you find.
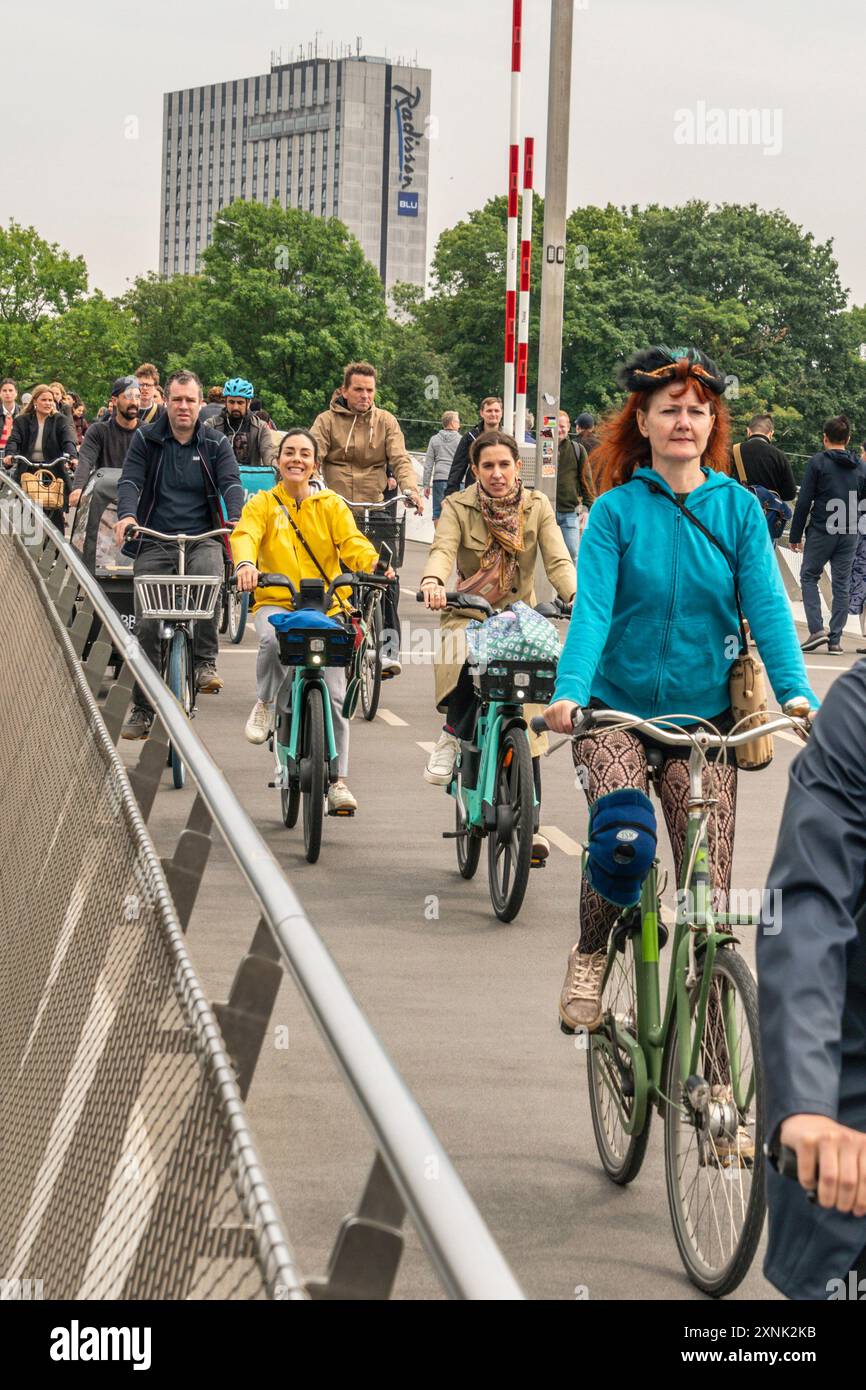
[419,431,576,859]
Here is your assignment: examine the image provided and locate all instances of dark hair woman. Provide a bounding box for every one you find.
[543,346,817,1039]
[420,429,576,860]
[4,383,78,531]
[70,393,89,446]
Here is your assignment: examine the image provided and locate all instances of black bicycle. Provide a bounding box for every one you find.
[345,492,414,720]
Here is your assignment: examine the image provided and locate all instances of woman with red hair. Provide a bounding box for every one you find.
[541,347,816,1037]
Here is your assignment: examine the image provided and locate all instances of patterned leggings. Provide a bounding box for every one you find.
[572,728,738,955]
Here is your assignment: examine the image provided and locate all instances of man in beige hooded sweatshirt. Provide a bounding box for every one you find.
[310,362,423,676]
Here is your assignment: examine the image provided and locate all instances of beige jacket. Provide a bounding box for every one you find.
[310,393,417,502]
[423,484,576,725]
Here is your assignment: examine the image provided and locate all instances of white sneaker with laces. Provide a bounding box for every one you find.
[328,781,358,814]
[245,700,272,745]
[424,731,460,785]
[381,652,402,678]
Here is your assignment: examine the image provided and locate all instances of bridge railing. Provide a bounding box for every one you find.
[0,475,523,1301]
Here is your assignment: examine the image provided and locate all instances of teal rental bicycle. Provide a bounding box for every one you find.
[253,569,391,863]
[534,704,809,1295]
[419,591,571,923]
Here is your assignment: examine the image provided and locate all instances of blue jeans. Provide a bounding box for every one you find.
[556,511,580,563]
[431,478,448,520]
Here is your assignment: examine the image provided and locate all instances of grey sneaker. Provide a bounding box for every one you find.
[800,629,829,652]
[559,946,607,1033]
[827,642,844,655]
[196,663,224,693]
[121,707,153,741]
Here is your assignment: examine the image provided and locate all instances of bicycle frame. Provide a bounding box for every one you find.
[452,700,539,835]
[593,743,749,1136]
[274,665,340,787]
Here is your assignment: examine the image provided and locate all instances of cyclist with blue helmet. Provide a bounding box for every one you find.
[205,377,277,471]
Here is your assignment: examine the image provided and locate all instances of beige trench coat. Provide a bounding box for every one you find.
[422,484,576,750]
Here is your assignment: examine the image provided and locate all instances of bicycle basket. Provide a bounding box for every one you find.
[470,659,558,704]
[353,508,406,568]
[134,575,222,622]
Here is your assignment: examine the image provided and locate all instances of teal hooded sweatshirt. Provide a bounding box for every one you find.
[553,465,817,719]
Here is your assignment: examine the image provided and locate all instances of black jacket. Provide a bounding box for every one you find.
[72,417,138,491]
[4,411,78,467]
[117,411,243,558]
[757,664,866,1297]
[737,435,796,501]
[444,421,485,498]
[789,447,866,543]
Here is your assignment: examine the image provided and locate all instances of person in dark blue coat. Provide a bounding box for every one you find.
[757,663,866,1299]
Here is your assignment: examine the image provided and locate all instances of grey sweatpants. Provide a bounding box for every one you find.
[253,606,349,777]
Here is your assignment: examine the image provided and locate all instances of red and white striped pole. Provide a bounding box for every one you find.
[503,0,522,438]
[514,135,534,447]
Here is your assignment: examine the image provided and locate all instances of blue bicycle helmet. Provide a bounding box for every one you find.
[223,377,254,399]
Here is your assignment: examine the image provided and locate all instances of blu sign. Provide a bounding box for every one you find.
[394,84,423,218]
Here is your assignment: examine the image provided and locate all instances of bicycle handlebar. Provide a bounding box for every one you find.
[124,524,232,543]
[415,592,573,621]
[345,491,418,512]
[253,571,393,604]
[529,706,810,747]
[767,1143,818,1201]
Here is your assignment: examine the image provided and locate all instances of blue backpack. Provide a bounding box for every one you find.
[733,444,792,541]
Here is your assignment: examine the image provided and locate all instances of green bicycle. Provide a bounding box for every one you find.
[255,569,391,863]
[421,590,571,923]
[534,704,809,1296]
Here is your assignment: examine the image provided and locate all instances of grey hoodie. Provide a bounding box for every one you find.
[423,428,462,487]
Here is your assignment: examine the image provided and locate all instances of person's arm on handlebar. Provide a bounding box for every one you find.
[550,497,621,710]
[228,489,269,579]
[419,491,461,608]
[383,414,424,514]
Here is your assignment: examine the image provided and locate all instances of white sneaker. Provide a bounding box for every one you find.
[381,652,402,678]
[328,781,358,814]
[245,700,272,744]
[424,731,460,785]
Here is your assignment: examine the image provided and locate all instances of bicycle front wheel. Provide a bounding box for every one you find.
[663,947,765,1297]
[228,587,249,644]
[360,596,383,721]
[301,684,326,864]
[167,631,192,790]
[487,727,533,922]
[587,935,652,1183]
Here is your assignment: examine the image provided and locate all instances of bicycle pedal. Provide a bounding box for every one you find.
[530,855,548,868]
[329,807,355,817]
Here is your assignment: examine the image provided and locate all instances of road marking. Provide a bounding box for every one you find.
[539,825,582,857]
[377,708,408,727]
[804,663,854,671]
[417,741,437,754]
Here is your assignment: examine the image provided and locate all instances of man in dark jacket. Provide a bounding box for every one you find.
[0,378,19,453]
[115,369,243,737]
[736,413,796,499]
[790,414,866,654]
[204,379,276,469]
[757,666,866,1299]
[69,376,141,505]
[555,410,596,561]
[443,396,503,497]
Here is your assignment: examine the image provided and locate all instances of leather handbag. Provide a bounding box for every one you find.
[20,468,65,510]
[643,481,774,771]
[456,560,511,608]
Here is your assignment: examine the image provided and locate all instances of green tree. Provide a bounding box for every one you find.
[34,293,138,410]
[0,221,88,324]
[196,200,388,423]
[122,272,205,377]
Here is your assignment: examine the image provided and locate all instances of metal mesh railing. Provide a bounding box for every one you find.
[0,534,303,1301]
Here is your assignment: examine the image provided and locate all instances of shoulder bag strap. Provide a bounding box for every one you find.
[732,443,747,484]
[638,477,749,654]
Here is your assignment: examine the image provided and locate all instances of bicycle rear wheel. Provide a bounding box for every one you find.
[587,936,651,1183]
[487,727,533,922]
[167,631,192,790]
[663,947,765,1297]
[301,684,326,863]
[360,594,383,721]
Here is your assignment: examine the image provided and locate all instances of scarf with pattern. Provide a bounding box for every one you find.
[476,477,525,588]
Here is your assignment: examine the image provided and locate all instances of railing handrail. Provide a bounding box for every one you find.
[0,475,523,1301]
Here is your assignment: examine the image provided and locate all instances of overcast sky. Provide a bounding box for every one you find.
[4,0,865,305]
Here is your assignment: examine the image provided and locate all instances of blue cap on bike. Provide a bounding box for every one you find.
[223,377,254,399]
[585,788,657,907]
